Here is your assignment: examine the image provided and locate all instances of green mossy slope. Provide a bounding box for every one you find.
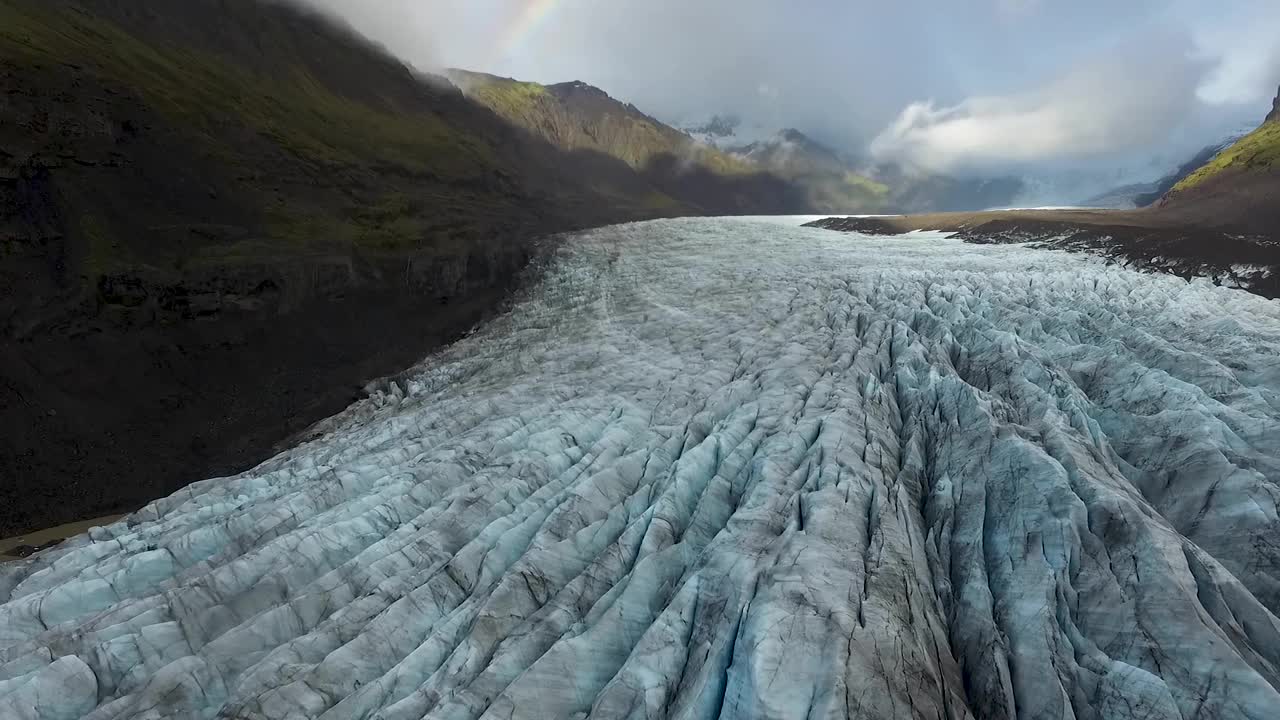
[1172,121,1280,193]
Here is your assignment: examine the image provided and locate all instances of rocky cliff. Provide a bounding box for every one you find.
[0,0,692,535]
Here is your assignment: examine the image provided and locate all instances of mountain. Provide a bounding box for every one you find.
[1080,141,1238,209]
[446,71,808,215]
[447,71,718,173]
[870,163,1025,213]
[1157,85,1280,234]
[1081,181,1161,209]
[733,129,849,172]
[576,99,1024,213]
[680,114,742,146]
[676,114,778,150]
[0,0,646,264]
[713,122,1026,213]
[682,120,1022,214]
[727,129,890,213]
[6,0,905,535]
[1130,139,1239,207]
[0,0,761,535]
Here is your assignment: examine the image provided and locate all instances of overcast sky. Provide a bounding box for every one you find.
[302,0,1279,176]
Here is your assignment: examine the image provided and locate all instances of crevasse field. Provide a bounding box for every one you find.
[3,218,1280,720]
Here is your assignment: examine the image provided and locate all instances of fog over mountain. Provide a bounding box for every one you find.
[297,0,1280,179]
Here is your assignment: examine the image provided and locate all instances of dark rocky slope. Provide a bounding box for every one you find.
[0,0,796,535]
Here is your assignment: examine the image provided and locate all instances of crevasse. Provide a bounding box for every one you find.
[2,218,1279,720]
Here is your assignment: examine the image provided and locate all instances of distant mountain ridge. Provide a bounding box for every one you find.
[446,70,811,215]
[1086,138,1242,209]
[446,71,717,172]
[677,114,778,150]
[732,129,854,175]
[680,120,1025,214]
[721,128,891,213]
[682,114,741,144]
[1134,139,1241,207]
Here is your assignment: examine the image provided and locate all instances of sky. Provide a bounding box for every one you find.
[300,0,1280,178]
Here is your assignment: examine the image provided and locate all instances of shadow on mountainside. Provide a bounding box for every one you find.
[0,0,816,535]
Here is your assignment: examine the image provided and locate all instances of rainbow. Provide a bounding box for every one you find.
[493,0,560,67]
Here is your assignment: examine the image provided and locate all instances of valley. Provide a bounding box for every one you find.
[3,218,1278,719]
[1,2,1279,718]
[0,0,1076,536]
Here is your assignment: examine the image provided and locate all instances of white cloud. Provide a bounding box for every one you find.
[292,0,1278,178]
[1193,20,1280,105]
[871,35,1210,173]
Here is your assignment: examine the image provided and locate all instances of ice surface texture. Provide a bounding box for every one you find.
[3,218,1280,720]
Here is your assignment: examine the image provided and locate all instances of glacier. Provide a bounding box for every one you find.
[2,217,1280,720]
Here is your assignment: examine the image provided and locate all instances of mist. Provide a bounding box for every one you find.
[294,0,1280,179]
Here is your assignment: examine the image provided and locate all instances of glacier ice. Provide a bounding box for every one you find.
[2,217,1280,719]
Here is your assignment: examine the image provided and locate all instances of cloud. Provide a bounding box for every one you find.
[284,0,463,70]
[292,0,1280,180]
[1192,0,1280,106]
[869,34,1212,173]
[994,0,1044,22]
